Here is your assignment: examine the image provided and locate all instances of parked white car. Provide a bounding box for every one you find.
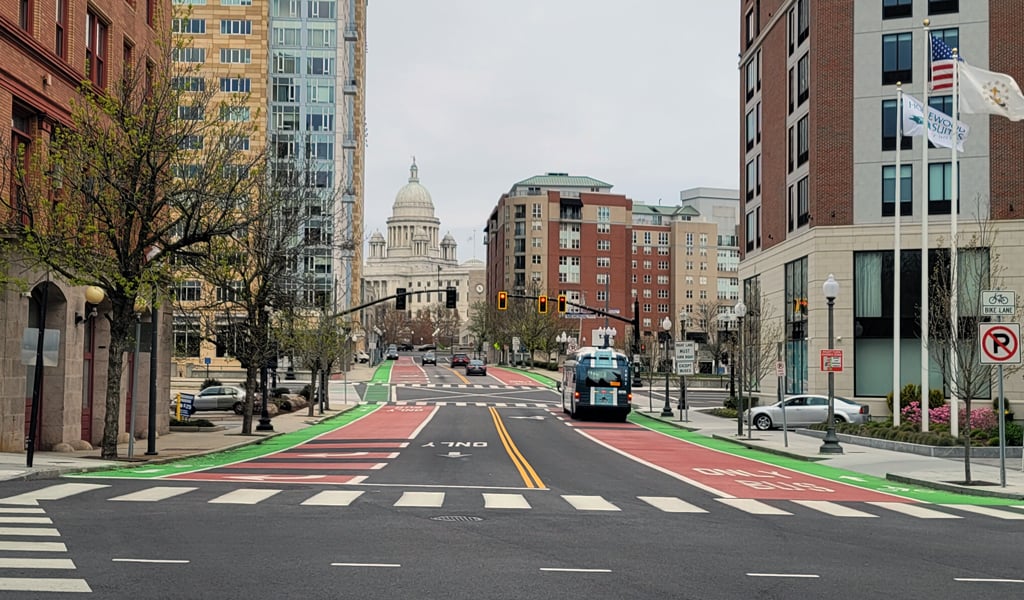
[744,394,870,430]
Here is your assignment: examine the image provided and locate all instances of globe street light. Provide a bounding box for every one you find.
[734,300,747,436]
[678,309,688,420]
[661,316,673,417]
[820,274,844,454]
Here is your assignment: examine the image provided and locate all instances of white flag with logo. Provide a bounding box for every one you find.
[901,93,969,151]
[959,62,1024,121]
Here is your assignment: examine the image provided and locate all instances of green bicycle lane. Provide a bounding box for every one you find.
[628,412,1023,507]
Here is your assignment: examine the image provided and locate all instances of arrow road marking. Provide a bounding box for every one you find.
[837,475,867,482]
[441,452,471,458]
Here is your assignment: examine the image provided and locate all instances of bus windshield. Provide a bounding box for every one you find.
[585,368,624,388]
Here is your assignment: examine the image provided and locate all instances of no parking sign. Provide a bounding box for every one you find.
[979,323,1021,364]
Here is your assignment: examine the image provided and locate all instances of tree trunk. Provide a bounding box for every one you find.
[241,366,259,434]
[100,301,136,459]
[963,398,973,483]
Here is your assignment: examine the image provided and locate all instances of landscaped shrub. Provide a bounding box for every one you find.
[901,401,999,431]
[170,417,215,427]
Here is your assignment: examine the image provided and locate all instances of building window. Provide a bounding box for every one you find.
[56,0,68,59]
[173,317,201,357]
[745,57,757,101]
[745,108,756,150]
[797,0,809,43]
[220,77,251,93]
[797,53,809,105]
[928,162,957,215]
[221,20,252,35]
[796,115,809,166]
[178,105,204,120]
[783,260,807,394]
[796,176,810,227]
[19,0,32,30]
[883,0,912,19]
[308,0,336,18]
[881,99,913,151]
[175,281,202,302]
[882,32,913,85]
[928,0,958,15]
[745,211,756,252]
[173,48,205,63]
[85,10,108,89]
[532,203,542,218]
[172,77,205,91]
[220,49,252,64]
[597,240,611,251]
[882,165,913,217]
[172,18,206,33]
[746,159,756,200]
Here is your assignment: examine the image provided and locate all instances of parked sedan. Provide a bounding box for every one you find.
[465,359,487,376]
[355,351,370,364]
[745,394,869,430]
[192,385,247,415]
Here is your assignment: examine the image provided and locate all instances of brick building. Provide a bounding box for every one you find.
[738,0,1024,415]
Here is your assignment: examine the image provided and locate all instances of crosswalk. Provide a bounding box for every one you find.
[0,503,91,593]
[4,484,1024,521]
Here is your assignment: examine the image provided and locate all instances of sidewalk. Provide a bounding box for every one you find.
[633,402,1024,501]
[0,363,379,482]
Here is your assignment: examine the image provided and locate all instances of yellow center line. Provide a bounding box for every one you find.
[489,407,545,489]
[447,366,470,384]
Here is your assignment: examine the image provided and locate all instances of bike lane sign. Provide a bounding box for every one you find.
[981,290,1015,317]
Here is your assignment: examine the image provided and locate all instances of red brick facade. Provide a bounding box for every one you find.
[989,0,1024,221]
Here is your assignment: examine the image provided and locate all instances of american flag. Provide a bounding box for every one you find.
[930,35,960,92]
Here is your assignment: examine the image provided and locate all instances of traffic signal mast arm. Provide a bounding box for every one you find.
[505,293,639,329]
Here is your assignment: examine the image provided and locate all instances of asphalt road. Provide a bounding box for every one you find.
[2,368,1022,598]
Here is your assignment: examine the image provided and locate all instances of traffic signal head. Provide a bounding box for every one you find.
[537,295,548,314]
[557,294,567,313]
[497,291,508,310]
[396,287,406,310]
[445,286,457,309]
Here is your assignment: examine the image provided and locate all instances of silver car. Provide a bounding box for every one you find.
[745,394,869,430]
[193,385,247,415]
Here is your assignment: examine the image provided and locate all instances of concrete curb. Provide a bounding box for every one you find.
[887,473,1024,501]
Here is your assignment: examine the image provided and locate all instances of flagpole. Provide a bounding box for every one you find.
[893,83,904,426]
[920,20,931,432]
[949,48,960,437]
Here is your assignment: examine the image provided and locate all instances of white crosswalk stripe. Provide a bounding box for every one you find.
[866,502,962,519]
[716,498,792,515]
[209,489,282,505]
[561,495,620,511]
[109,487,197,502]
[943,504,1024,519]
[394,492,445,508]
[791,500,877,518]
[483,493,531,509]
[301,490,364,506]
[0,483,109,505]
[0,558,75,569]
[0,541,67,552]
[0,527,60,537]
[0,578,91,593]
[638,496,707,513]
[0,504,90,593]
[0,517,52,525]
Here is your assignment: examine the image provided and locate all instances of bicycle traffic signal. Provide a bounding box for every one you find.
[497,291,508,310]
[395,287,406,310]
[557,294,567,313]
[445,286,457,309]
[537,295,548,314]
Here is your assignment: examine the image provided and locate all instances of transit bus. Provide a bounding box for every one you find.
[558,346,633,421]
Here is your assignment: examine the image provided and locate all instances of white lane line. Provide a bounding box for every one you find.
[0,508,45,514]
[561,495,620,511]
[301,491,364,506]
[540,568,612,573]
[792,500,877,518]
[637,496,708,513]
[208,489,282,505]
[0,483,109,506]
[407,405,440,438]
[112,558,190,564]
[109,487,197,502]
[0,527,60,537]
[0,541,66,552]
[0,578,91,592]
[331,563,401,568]
[747,573,820,578]
[0,517,53,525]
[394,492,445,508]
[954,577,1024,583]
[867,502,962,519]
[716,499,792,515]
[0,558,75,569]
[483,493,531,509]
[943,504,1024,520]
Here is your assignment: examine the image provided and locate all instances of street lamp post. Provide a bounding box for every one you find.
[678,310,688,421]
[820,273,844,454]
[734,301,747,436]
[661,316,673,417]
[556,331,568,363]
[256,306,274,432]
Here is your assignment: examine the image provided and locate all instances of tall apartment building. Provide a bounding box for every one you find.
[0,0,170,450]
[171,0,367,369]
[739,0,1024,413]
[484,173,634,347]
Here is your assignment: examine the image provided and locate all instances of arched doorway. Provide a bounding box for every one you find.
[24,280,67,450]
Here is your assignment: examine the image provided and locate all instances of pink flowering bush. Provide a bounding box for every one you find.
[900,401,999,430]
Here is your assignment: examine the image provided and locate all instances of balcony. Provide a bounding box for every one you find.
[342,136,357,149]
[343,27,358,42]
[343,79,358,95]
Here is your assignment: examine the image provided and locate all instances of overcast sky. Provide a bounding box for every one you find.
[364,1,740,261]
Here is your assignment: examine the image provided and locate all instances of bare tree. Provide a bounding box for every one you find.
[1,27,261,458]
[741,293,783,395]
[692,299,729,372]
[929,205,1022,483]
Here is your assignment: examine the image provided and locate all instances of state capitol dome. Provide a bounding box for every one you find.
[392,158,435,218]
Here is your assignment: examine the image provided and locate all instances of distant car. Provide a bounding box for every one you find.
[398,343,414,351]
[465,359,487,376]
[355,351,370,364]
[422,351,436,365]
[186,385,247,415]
[416,344,436,352]
[385,345,399,360]
[744,394,870,430]
[451,353,470,368]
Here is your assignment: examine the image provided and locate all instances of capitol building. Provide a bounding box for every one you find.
[362,160,485,354]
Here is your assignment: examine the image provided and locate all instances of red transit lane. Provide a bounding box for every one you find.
[487,366,548,386]
[166,405,438,484]
[388,356,429,385]
[574,422,913,503]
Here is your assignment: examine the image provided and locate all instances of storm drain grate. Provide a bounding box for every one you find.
[430,515,483,522]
